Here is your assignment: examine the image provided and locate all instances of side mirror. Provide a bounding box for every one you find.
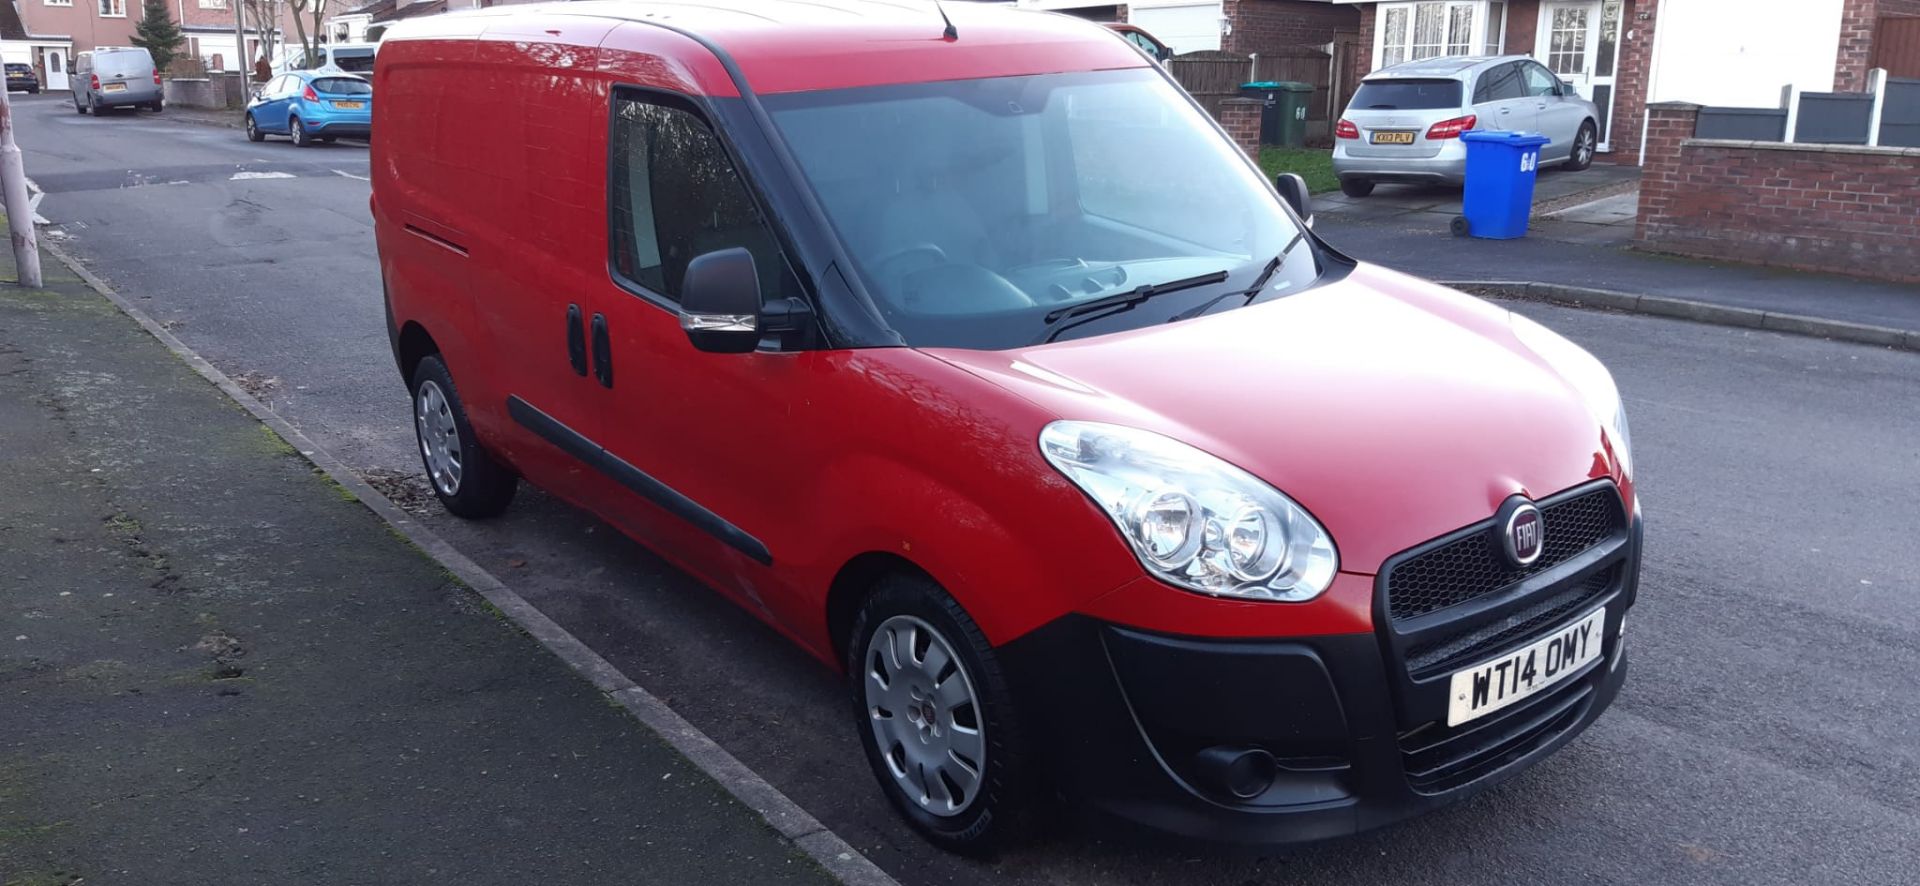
[1274,173,1314,228]
[679,247,763,354]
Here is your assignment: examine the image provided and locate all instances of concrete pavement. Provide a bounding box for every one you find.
[11,92,1920,885]
[1316,211,1920,334]
[0,243,833,885]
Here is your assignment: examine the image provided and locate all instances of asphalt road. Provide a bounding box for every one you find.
[17,94,1920,885]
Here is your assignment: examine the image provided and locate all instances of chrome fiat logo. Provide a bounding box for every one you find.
[1502,502,1544,567]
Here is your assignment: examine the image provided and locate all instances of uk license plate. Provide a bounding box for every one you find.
[1446,606,1606,726]
[333,101,365,109]
[1371,130,1416,145]
[104,83,127,93]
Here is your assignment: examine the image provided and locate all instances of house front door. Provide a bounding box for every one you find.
[42,50,69,92]
[1535,0,1624,151]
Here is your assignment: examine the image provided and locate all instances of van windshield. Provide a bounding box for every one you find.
[764,69,1322,350]
[331,49,376,73]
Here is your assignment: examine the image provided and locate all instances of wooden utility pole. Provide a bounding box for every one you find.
[0,83,42,288]
[234,0,250,78]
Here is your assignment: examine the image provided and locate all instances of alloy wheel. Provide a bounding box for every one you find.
[414,379,464,495]
[862,615,985,817]
[1577,129,1595,165]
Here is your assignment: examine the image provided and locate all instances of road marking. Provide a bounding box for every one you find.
[332,169,370,181]
[230,171,296,180]
[36,238,903,886]
[23,175,48,224]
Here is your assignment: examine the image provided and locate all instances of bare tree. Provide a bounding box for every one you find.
[288,0,333,66]
[240,0,281,70]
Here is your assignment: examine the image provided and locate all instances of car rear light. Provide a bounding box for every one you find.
[303,84,319,101]
[1426,114,1478,139]
[1335,119,1359,139]
[89,74,100,91]
[153,69,162,85]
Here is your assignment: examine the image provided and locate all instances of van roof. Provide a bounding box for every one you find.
[383,0,1147,96]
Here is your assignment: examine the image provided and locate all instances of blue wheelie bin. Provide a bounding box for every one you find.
[1455,130,1552,240]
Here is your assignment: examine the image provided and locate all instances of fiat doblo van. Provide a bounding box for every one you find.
[373,0,1642,852]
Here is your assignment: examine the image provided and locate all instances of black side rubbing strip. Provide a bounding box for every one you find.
[566,304,588,377]
[403,223,469,256]
[506,396,772,565]
[590,313,613,388]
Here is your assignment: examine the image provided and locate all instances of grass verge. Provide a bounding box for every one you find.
[1258,146,1340,194]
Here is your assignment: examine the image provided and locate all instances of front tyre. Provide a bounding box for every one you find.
[245,113,265,142]
[1567,121,1597,172]
[409,355,518,518]
[847,574,1032,853]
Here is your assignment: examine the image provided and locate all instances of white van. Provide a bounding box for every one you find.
[73,46,163,115]
[273,43,378,76]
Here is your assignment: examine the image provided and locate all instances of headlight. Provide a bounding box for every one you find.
[1039,421,1337,602]
[1510,313,1632,475]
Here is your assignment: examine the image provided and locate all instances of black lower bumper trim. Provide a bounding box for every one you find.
[997,607,1631,847]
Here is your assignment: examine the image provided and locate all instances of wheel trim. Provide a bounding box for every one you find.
[1577,128,1595,164]
[864,615,984,817]
[414,380,464,495]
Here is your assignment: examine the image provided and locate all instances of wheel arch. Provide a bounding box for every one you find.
[825,552,937,667]
[396,320,440,385]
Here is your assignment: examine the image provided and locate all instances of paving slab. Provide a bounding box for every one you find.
[0,248,833,886]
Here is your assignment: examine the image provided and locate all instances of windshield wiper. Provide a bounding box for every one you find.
[1166,232,1307,324]
[1036,270,1229,343]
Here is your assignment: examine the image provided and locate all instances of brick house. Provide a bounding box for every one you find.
[1016,1,1360,56]
[3,0,311,78]
[1333,0,1920,165]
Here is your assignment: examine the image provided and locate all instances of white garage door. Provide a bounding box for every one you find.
[1128,2,1225,55]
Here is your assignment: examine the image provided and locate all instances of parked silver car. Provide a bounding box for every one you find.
[74,46,164,115]
[1332,55,1598,197]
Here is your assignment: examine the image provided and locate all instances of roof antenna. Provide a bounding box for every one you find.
[934,0,958,40]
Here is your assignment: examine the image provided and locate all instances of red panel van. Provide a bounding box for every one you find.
[373,0,1641,852]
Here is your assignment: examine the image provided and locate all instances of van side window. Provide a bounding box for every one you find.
[610,96,800,305]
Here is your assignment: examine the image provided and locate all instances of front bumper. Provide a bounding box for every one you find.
[1000,513,1642,846]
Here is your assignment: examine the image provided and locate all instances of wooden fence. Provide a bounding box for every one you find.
[1168,48,1337,142]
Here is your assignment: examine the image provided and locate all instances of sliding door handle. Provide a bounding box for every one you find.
[566,304,588,377]
[590,313,613,388]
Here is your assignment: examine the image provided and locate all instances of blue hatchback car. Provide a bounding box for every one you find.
[246,71,373,146]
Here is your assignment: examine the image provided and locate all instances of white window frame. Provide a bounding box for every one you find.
[1373,1,1509,71]
[44,0,74,7]
[199,0,228,8]
[99,0,126,16]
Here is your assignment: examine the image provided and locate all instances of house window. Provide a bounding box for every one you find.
[44,0,73,6]
[1375,1,1507,69]
[199,0,227,8]
[99,0,125,15]
[1546,7,1586,74]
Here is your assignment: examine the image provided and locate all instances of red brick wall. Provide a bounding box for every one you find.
[1635,103,1920,283]
[1607,0,1658,163]
[1504,0,1541,53]
[1350,5,1374,88]
[1219,97,1264,159]
[1838,0,1920,91]
[1223,0,1361,54]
